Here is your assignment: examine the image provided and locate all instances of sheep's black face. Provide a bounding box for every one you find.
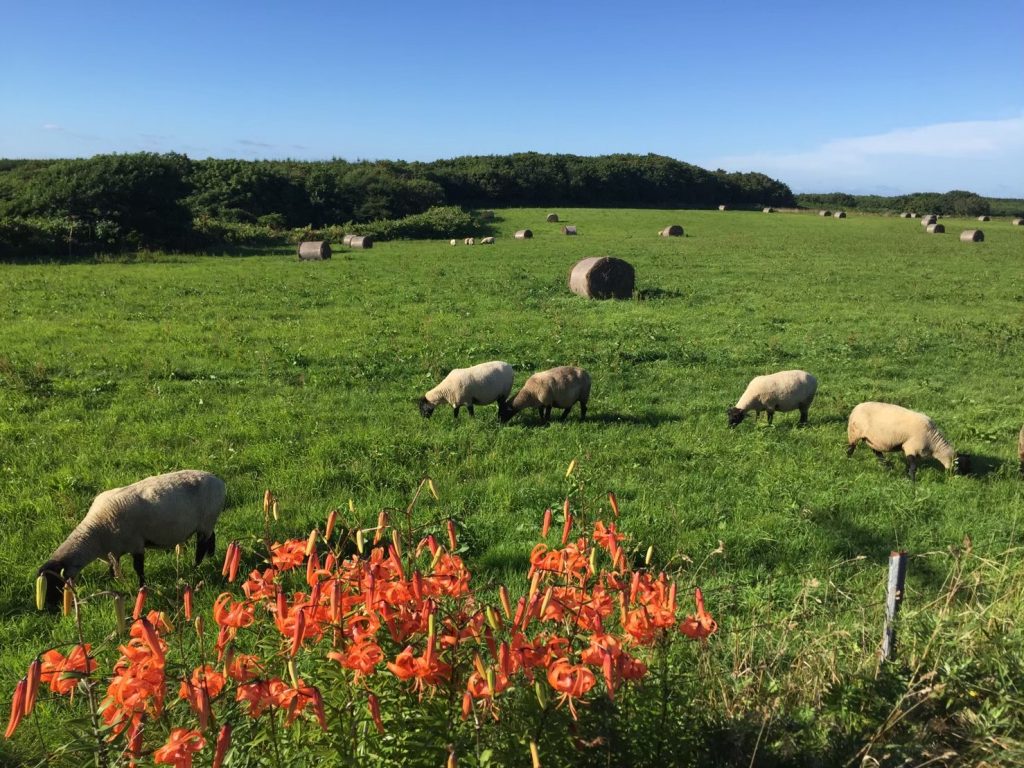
[727,408,746,428]
[418,398,435,418]
[37,561,66,608]
[954,454,972,476]
[497,401,514,423]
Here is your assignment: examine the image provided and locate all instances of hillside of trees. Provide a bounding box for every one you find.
[0,152,793,257]
[796,190,1023,218]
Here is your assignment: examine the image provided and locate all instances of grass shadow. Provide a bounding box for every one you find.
[963,453,1005,479]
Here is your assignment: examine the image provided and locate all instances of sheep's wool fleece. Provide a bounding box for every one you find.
[847,402,955,465]
[426,361,514,407]
[83,470,225,548]
[735,370,817,411]
[513,366,590,409]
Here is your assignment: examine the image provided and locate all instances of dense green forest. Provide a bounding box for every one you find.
[0,152,792,256]
[1,151,1018,258]
[796,190,1023,217]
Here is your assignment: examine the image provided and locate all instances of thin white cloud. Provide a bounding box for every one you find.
[713,115,1024,195]
[42,123,62,131]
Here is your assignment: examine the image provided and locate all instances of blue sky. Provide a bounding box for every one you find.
[2,0,1022,196]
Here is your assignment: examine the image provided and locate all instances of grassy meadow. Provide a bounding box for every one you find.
[1,208,1023,765]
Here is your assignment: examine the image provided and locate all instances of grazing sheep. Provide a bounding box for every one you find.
[480,236,495,245]
[418,361,514,419]
[728,370,817,427]
[846,402,971,481]
[464,237,475,246]
[450,239,458,246]
[1018,424,1024,477]
[38,470,226,606]
[499,366,591,424]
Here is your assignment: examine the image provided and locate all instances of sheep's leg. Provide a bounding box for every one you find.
[846,442,857,458]
[559,403,574,421]
[872,450,892,469]
[541,406,552,423]
[453,405,461,418]
[537,407,544,420]
[467,404,475,417]
[906,456,918,482]
[798,402,810,424]
[579,401,587,421]
[108,554,122,579]
[132,552,146,587]
[196,531,215,565]
[766,409,775,425]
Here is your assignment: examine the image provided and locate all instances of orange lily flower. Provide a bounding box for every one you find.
[242,568,278,600]
[327,639,383,680]
[679,588,718,639]
[40,644,96,695]
[236,680,275,718]
[386,646,451,691]
[5,678,26,738]
[225,653,263,683]
[153,727,206,768]
[546,658,596,718]
[270,539,307,571]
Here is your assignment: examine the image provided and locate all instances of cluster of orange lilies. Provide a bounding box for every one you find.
[6,493,716,766]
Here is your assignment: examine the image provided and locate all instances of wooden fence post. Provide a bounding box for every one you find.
[880,551,908,662]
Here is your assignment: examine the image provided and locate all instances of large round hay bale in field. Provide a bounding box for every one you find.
[977,215,990,221]
[926,223,945,234]
[562,225,577,235]
[833,210,846,218]
[921,215,937,226]
[900,212,912,218]
[1013,218,1023,226]
[514,229,533,240]
[546,213,559,223]
[960,229,984,242]
[718,204,729,211]
[819,210,831,217]
[348,235,373,249]
[298,241,331,260]
[763,207,775,213]
[659,224,684,237]
[342,234,356,246]
[568,257,635,300]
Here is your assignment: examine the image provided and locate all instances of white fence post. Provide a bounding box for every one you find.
[881,551,908,662]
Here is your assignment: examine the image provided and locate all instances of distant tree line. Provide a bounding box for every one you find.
[795,190,1017,218]
[0,152,794,257]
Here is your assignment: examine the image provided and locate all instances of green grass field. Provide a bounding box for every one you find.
[2,208,1023,765]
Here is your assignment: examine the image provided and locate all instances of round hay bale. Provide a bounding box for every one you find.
[926,223,945,234]
[1012,217,1023,226]
[449,239,458,246]
[464,237,475,245]
[659,224,684,237]
[562,225,577,235]
[348,235,373,249]
[960,229,984,242]
[900,212,912,218]
[819,210,831,217]
[833,211,846,218]
[921,215,937,226]
[514,229,533,240]
[909,213,919,218]
[297,241,331,260]
[546,213,559,223]
[763,207,775,213]
[718,204,729,211]
[977,215,990,221]
[568,257,635,300]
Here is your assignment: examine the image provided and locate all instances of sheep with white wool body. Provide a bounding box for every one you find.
[728,370,817,427]
[846,402,971,481]
[37,470,226,606]
[499,366,591,424]
[418,360,514,418]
